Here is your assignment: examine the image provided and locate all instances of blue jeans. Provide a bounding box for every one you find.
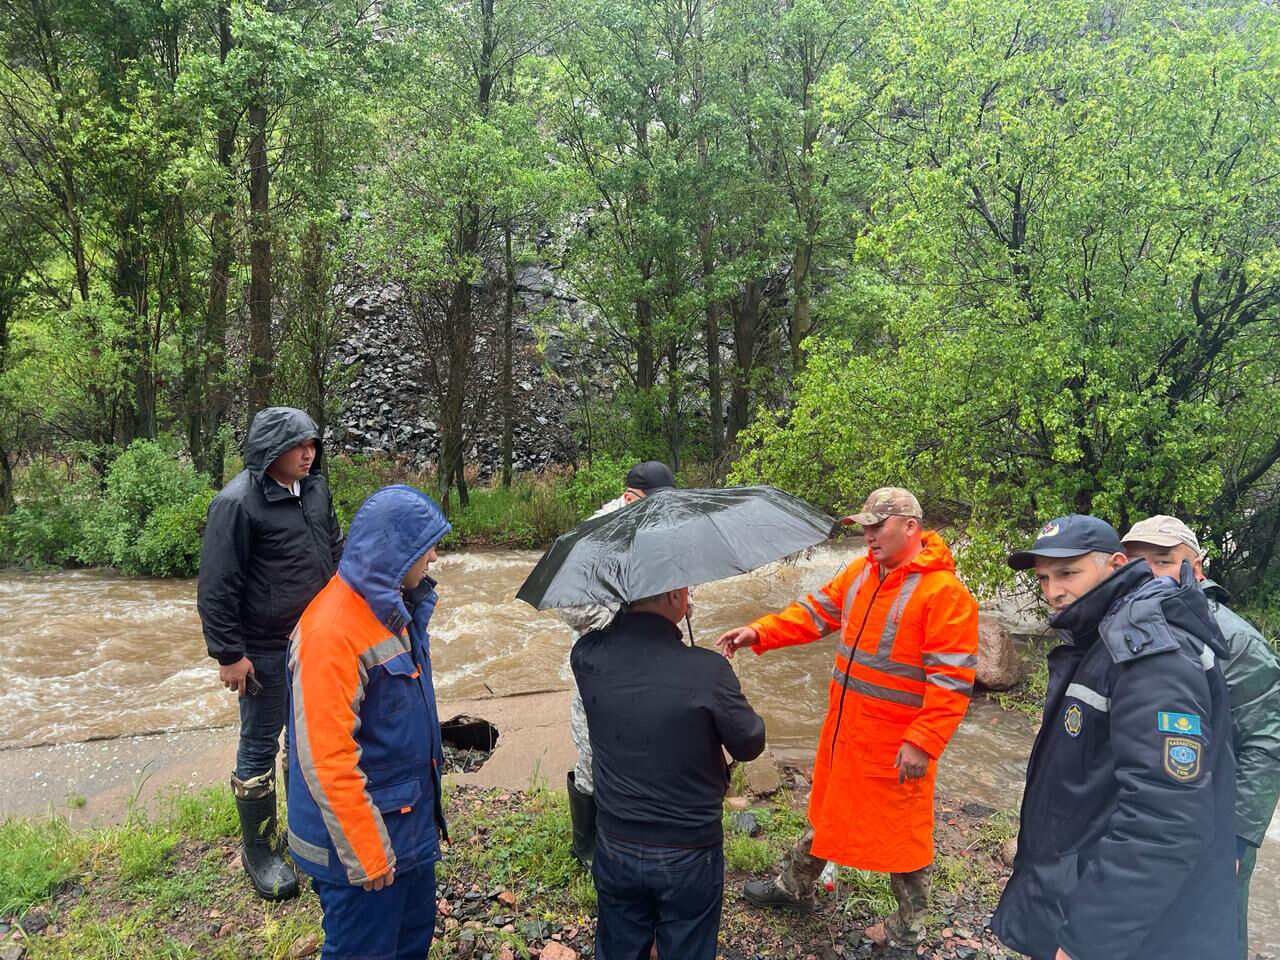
[236,649,289,780]
[592,830,723,960]
[312,863,436,959]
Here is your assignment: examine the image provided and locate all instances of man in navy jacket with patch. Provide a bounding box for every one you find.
[991,515,1237,960]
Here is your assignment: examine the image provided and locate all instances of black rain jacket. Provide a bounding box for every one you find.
[991,560,1238,960]
[197,407,344,665]
[572,611,766,847]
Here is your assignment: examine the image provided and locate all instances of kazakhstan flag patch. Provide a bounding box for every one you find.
[1157,711,1202,736]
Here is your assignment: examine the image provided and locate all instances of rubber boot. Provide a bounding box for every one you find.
[232,772,299,901]
[566,771,596,869]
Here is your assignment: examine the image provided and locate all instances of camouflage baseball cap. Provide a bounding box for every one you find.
[1121,515,1201,553]
[844,487,922,526]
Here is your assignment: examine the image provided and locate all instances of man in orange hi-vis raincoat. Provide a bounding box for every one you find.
[718,487,979,947]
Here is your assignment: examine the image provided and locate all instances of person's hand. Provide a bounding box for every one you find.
[895,742,930,783]
[219,657,254,696]
[361,866,395,892]
[717,626,759,659]
[1054,950,1073,960]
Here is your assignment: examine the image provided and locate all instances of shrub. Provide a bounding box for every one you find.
[444,476,581,547]
[0,815,85,915]
[78,440,212,576]
[562,453,636,517]
[0,462,95,568]
[327,454,420,528]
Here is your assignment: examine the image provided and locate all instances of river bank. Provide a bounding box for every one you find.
[0,781,1020,960]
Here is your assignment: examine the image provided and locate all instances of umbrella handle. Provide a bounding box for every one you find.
[685,611,695,647]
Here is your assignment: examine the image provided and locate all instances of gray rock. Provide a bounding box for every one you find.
[975,616,1023,691]
[727,810,762,836]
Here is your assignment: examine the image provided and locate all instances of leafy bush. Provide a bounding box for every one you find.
[0,462,95,568]
[327,454,422,528]
[445,476,581,548]
[78,440,212,576]
[562,453,636,517]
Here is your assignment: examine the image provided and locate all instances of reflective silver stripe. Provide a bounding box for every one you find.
[876,573,923,655]
[841,565,873,627]
[811,590,842,621]
[831,667,925,707]
[926,672,974,694]
[1199,646,1216,671]
[292,626,396,882]
[854,648,926,682]
[358,633,412,670]
[922,652,978,669]
[288,828,330,867]
[797,598,834,637]
[1066,683,1110,712]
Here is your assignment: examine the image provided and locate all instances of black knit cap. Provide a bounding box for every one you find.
[624,460,675,494]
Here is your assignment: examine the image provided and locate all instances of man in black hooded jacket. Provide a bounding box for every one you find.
[198,406,344,900]
[991,514,1237,960]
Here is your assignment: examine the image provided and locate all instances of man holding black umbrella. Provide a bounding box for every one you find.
[559,461,676,868]
[572,583,766,960]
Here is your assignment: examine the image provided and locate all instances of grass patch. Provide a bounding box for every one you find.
[443,476,581,549]
[990,640,1052,717]
[164,786,239,844]
[836,868,895,918]
[723,831,775,873]
[444,787,596,910]
[0,815,86,916]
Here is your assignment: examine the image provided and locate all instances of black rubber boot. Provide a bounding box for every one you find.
[742,879,814,913]
[566,771,596,869]
[233,775,300,901]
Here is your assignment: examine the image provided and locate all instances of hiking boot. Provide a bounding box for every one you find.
[566,771,596,869]
[233,773,299,901]
[742,878,814,913]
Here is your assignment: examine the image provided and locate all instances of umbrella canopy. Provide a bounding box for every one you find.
[516,485,838,609]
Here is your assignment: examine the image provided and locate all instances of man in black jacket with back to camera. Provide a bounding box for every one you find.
[572,584,766,960]
[198,406,344,901]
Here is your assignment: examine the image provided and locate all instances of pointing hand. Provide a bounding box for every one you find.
[716,626,759,659]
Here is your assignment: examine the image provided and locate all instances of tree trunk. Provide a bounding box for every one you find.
[246,97,273,427]
[728,280,761,441]
[193,3,234,484]
[501,224,515,488]
[790,238,812,371]
[665,341,681,474]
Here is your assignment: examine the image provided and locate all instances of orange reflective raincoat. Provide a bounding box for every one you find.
[752,532,978,872]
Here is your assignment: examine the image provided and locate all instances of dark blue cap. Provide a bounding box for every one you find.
[1007,514,1125,570]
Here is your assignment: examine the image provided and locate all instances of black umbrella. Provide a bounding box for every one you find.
[516,485,838,610]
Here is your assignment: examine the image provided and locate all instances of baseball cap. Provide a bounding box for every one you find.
[844,487,923,526]
[1121,515,1201,553]
[624,460,675,494]
[1007,514,1125,570]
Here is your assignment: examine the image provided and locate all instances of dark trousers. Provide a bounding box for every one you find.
[592,830,723,960]
[312,863,437,960]
[236,649,289,780]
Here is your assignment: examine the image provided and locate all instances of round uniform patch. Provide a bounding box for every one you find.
[1163,735,1202,782]
[1063,703,1083,738]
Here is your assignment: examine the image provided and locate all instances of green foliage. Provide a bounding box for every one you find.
[0,816,85,916]
[561,454,636,517]
[444,477,581,549]
[164,787,239,845]
[115,826,180,885]
[326,454,415,529]
[0,463,96,568]
[79,441,211,576]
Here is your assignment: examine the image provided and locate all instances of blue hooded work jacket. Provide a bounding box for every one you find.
[285,485,451,885]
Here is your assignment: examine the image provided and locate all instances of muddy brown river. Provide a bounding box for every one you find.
[1,545,1276,949]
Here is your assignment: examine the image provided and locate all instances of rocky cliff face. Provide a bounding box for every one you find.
[329,267,601,478]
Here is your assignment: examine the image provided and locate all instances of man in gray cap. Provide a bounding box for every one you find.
[1122,515,1280,960]
[559,460,676,868]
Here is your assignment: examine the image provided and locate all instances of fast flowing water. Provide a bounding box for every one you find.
[0,546,1275,948]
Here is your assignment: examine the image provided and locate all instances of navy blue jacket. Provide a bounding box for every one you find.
[991,560,1238,960]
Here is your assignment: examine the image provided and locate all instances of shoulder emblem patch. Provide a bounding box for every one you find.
[1063,703,1083,738]
[1157,711,1202,736]
[1163,736,1202,782]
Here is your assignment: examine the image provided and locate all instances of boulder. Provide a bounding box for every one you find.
[743,756,783,797]
[975,616,1023,691]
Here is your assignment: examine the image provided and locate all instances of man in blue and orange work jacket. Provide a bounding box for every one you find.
[286,485,450,960]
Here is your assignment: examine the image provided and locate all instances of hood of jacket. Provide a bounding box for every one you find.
[244,406,322,480]
[865,530,957,578]
[338,485,451,635]
[1051,558,1153,647]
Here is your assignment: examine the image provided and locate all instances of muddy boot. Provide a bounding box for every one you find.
[867,864,933,946]
[742,826,821,913]
[566,771,596,869]
[233,772,299,901]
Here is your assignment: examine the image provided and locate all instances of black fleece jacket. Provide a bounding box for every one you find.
[571,611,766,847]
